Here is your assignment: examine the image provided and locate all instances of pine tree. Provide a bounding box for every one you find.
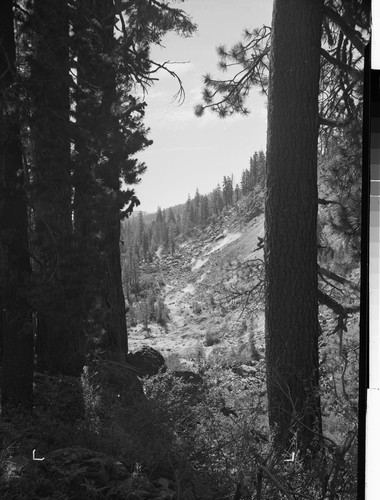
[167,207,176,226]
[193,188,201,225]
[222,176,233,208]
[73,0,154,360]
[264,0,323,451]
[0,0,34,407]
[30,0,85,376]
[197,0,369,452]
[210,184,224,216]
[200,195,210,226]
[240,169,250,196]
[234,184,240,204]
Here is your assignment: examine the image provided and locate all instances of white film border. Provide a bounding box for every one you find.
[366,6,380,498]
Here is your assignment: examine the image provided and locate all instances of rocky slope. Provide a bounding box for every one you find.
[128,204,266,368]
[127,196,361,433]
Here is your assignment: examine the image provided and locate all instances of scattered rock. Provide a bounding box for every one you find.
[191,301,202,314]
[232,364,257,377]
[178,358,195,370]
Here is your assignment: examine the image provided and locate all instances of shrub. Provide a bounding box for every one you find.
[204,329,221,346]
[154,297,169,326]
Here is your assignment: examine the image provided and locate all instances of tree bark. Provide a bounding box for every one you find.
[74,0,127,361]
[0,0,34,407]
[98,0,128,359]
[265,0,323,451]
[31,0,85,376]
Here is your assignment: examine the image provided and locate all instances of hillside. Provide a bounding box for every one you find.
[125,185,361,441]
[0,192,361,499]
[129,209,264,359]
[128,203,266,365]
[125,188,361,445]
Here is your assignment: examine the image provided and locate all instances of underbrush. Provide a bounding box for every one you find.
[0,350,359,499]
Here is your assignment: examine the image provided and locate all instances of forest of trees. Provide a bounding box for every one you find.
[0,0,370,497]
[119,151,265,330]
[0,0,195,407]
[121,150,265,263]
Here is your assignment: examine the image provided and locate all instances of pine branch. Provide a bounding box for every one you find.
[319,116,350,128]
[317,288,360,336]
[147,60,186,103]
[323,5,366,56]
[320,48,362,80]
[317,197,342,206]
[317,265,360,292]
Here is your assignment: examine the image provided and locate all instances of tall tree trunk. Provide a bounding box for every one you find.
[98,0,128,360]
[72,0,103,358]
[74,0,127,361]
[101,12,128,359]
[264,0,323,451]
[31,0,85,376]
[0,0,34,407]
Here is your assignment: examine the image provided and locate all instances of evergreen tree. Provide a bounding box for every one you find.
[222,175,233,208]
[175,213,182,235]
[193,188,201,225]
[167,207,176,226]
[197,0,369,452]
[210,184,224,216]
[249,153,258,189]
[182,195,195,235]
[72,0,195,359]
[257,150,266,188]
[234,183,240,204]
[200,195,210,226]
[137,211,145,257]
[240,169,250,196]
[0,0,34,407]
[30,0,85,375]
[264,0,323,451]
[168,221,177,255]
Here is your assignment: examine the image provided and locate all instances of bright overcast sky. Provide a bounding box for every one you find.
[134,0,273,213]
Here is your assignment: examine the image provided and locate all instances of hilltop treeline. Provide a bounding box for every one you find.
[119,151,265,324]
[121,150,265,262]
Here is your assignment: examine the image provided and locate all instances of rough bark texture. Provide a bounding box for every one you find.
[0,0,34,407]
[31,0,85,376]
[74,0,127,360]
[99,0,128,360]
[264,0,323,450]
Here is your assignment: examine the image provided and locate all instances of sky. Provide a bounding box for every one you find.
[133,0,273,213]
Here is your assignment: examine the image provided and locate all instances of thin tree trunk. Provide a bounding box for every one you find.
[0,0,34,407]
[264,0,323,451]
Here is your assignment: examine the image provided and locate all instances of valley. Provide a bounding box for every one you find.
[128,207,266,367]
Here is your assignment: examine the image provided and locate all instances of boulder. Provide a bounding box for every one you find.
[232,364,257,377]
[126,346,166,376]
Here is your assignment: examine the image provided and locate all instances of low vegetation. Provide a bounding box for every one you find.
[1,334,358,498]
